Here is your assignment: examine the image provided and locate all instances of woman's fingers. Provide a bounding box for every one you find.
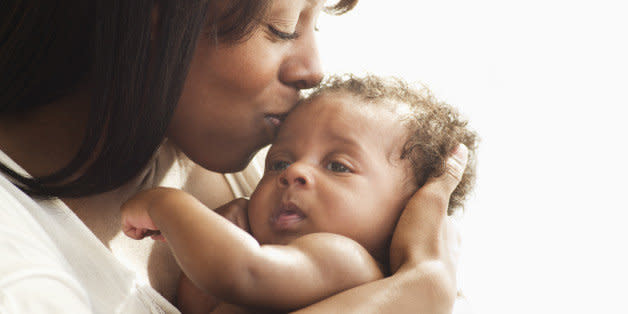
[409,143,468,236]
[422,143,469,202]
[443,143,469,194]
[390,144,469,271]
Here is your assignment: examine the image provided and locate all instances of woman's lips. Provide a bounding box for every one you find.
[263,113,287,138]
[270,201,305,231]
[264,114,283,127]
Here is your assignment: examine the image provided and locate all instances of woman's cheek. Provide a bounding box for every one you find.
[207,33,284,94]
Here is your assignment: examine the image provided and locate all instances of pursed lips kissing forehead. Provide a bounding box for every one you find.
[167,0,325,173]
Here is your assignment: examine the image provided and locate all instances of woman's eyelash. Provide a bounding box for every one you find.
[268,25,299,40]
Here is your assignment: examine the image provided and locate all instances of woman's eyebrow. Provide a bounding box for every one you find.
[265,17,298,25]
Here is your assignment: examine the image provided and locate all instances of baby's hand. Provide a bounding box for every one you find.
[121,188,168,242]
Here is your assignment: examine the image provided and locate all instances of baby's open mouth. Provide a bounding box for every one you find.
[270,201,305,230]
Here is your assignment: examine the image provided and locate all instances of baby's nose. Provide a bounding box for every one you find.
[279,162,313,187]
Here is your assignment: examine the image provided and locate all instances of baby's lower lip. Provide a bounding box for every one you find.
[271,211,305,230]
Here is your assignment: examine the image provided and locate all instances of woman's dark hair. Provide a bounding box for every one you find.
[0,0,358,198]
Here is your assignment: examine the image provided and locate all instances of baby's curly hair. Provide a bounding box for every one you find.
[304,74,478,215]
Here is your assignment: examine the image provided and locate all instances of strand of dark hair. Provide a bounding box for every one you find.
[0,0,358,198]
[0,0,210,197]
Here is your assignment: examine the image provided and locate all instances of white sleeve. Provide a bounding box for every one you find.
[0,185,93,313]
[0,270,92,313]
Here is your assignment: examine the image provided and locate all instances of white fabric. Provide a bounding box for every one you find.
[0,145,265,314]
[224,146,268,198]
[0,149,180,313]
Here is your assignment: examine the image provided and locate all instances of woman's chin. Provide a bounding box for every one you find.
[175,137,268,173]
[200,150,261,173]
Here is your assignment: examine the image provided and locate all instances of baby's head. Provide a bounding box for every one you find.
[248,74,477,266]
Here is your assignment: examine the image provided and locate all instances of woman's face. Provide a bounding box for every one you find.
[168,0,325,173]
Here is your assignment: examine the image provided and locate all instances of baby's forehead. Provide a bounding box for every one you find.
[299,91,408,119]
[299,91,418,181]
[284,93,411,156]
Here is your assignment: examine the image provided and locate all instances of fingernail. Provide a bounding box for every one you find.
[452,144,468,163]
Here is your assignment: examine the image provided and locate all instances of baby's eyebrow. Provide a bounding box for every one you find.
[325,133,368,155]
[327,133,359,146]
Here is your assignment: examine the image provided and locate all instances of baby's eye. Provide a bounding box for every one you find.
[268,160,291,171]
[326,161,350,173]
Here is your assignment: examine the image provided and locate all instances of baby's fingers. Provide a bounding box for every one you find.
[122,224,164,242]
[148,230,166,243]
[122,225,147,240]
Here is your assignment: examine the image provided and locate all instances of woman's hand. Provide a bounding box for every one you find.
[389,143,469,310]
[291,144,468,314]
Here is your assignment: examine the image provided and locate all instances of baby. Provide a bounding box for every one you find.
[121,74,477,313]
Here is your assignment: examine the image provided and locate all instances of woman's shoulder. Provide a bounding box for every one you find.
[0,174,94,311]
[0,149,183,313]
[0,173,91,275]
[0,175,181,313]
[0,171,54,236]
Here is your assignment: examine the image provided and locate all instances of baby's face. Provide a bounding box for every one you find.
[248,93,414,262]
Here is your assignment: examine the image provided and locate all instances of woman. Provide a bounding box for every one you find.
[0,0,461,313]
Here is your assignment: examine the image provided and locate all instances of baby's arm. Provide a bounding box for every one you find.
[121,187,383,311]
[177,198,250,314]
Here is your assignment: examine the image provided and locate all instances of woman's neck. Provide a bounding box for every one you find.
[0,92,89,177]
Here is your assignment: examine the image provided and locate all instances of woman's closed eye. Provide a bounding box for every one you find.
[268,25,299,40]
[326,161,351,173]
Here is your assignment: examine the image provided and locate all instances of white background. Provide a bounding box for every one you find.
[317,1,628,313]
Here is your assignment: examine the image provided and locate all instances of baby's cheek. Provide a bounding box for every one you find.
[247,181,274,235]
[250,175,276,204]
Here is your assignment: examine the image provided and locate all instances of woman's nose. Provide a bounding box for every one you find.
[279,33,323,90]
[278,162,313,188]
